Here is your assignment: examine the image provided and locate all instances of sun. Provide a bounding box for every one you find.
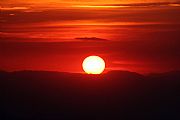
[82,56,105,74]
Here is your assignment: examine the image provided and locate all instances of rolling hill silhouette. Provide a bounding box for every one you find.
[1,70,180,120]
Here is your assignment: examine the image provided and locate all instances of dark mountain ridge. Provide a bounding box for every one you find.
[1,70,180,120]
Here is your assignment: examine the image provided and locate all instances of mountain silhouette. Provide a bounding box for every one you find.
[1,70,180,120]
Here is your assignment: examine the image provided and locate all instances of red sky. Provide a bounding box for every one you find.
[0,0,180,73]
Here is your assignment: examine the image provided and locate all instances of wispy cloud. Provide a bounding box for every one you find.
[79,2,180,8]
[1,0,180,43]
[0,6,29,11]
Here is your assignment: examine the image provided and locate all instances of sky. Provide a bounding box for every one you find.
[0,0,180,73]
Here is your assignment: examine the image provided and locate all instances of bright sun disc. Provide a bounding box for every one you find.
[82,56,105,74]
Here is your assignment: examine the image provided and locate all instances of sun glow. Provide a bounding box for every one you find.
[82,56,105,74]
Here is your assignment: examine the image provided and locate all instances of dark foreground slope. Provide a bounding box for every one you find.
[1,70,180,120]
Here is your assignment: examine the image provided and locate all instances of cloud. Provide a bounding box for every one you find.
[87,2,180,8]
[0,6,29,11]
[75,37,108,42]
[1,3,180,25]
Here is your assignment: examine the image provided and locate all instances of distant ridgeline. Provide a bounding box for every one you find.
[1,70,180,120]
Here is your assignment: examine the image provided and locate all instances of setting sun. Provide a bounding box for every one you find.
[82,56,105,74]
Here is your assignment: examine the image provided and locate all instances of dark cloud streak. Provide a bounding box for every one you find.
[95,1,180,7]
[75,37,109,42]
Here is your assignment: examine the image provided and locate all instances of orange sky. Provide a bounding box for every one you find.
[1,0,180,8]
[0,0,180,73]
[2,0,180,4]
